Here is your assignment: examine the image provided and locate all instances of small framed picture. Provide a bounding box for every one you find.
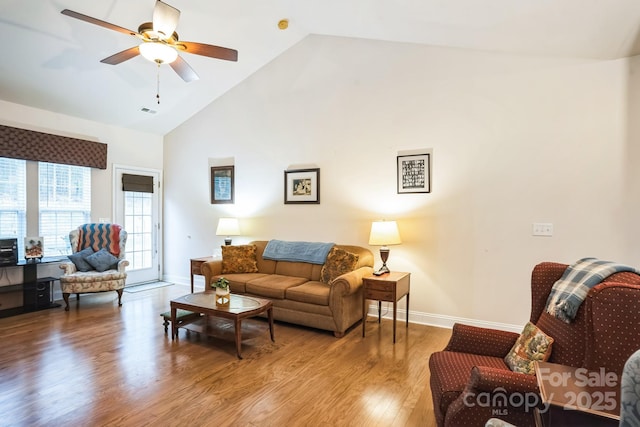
[211,166,234,204]
[284,168,320,204]
[397,153,431,193]
[24,237,44,260]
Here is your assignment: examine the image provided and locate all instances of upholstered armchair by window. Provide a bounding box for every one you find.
[59,223,128,311]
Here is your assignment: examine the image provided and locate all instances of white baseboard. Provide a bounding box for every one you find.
[366,303,522,333]
[165,274,522,333]
[163,274,202,289]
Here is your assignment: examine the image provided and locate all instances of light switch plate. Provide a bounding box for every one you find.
[532,223,553,236]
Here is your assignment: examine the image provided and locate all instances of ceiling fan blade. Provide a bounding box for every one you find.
[153,1,180,40]
[100,46,141,65]
[61,9,138,37]
[177,41,238,62]
[170,56,199,82]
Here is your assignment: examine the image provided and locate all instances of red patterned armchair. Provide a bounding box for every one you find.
[59,223,128,311]
[428,262,640,427]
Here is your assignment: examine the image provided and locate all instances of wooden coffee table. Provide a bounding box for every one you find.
[170,292,274,359]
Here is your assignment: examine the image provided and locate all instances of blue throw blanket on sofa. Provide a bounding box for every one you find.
[262,240,335,264]
[545,257,640,323]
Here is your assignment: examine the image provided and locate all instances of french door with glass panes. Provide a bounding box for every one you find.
[113,166,161,285]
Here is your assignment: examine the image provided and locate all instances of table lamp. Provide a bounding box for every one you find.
[368,220,402,276]
[216,218,240,245]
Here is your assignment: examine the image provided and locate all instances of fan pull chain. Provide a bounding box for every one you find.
[156,63,161,104]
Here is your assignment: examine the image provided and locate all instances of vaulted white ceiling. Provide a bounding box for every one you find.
[2,0,640,135]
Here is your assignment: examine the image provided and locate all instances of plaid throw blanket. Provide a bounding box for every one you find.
[545,257,640,323]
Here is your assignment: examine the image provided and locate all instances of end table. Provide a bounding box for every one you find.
[534,361,619,426]
[190,256,216,293]
[362,271,410,343]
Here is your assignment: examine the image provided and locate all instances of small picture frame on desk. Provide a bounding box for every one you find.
[24,237,44,261]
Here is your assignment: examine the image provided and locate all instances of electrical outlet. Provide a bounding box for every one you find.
[99,217,110,223]
[532,223,553,236]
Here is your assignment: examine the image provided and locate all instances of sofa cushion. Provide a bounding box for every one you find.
[221,245,259,274]
[59,270,127,283]
[213,273,268,293]
[245,274,308,299]
[320,247,359,284]
[85,248,119,272]
[274,261,314,280]
[504,322,554,375]
[286,281,330,305]
[68,247,95,272]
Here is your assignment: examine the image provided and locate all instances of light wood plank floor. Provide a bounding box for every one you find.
[0,284,451,427]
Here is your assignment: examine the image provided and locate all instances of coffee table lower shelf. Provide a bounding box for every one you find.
[170,292,275,359]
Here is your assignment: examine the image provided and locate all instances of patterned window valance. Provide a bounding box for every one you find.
[0,124,107,169]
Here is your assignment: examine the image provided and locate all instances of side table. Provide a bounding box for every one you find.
[362,271,410,343]
[190,256,216,293]
[534,361,619,426]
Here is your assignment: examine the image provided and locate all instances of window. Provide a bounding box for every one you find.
[39,162,91,256]
[0,158,26,258]
[124,191,153,270]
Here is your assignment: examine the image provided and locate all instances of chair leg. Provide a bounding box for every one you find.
[63,293,70,311]
[117,289,123,306]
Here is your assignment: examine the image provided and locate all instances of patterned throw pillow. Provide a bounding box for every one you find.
[221,245,259,274]
[504,322,554,375]
[320,247,359,284]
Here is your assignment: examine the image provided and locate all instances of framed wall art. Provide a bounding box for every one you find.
[210,166,234,204]
[284,168,320,204]
[24,237,44,260]
[397,153,431,193]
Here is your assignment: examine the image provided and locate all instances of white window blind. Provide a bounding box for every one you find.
[0,158,26,258]
[39,162,91,256]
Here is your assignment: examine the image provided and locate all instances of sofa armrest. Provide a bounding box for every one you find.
[331,266,374,296]
[445,323,519,357]
[444,366,540,427]
[59,262,77,275]
[466,365,539,394]
[117,259,129,272]
[201,260,223,287]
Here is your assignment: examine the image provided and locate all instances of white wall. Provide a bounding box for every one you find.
[163,35,640,329]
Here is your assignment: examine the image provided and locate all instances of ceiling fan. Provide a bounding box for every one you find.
[61,0,238,83]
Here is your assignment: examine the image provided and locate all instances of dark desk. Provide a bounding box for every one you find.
[0,258,62,317]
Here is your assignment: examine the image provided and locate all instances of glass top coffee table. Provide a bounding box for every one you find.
[170,292,274,359]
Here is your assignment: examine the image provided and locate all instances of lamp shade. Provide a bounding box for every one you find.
[139,42,178,64]
[369,220,401,246]
[216,218,240,236]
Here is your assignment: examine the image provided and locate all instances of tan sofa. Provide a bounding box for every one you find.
[201,240,374,337]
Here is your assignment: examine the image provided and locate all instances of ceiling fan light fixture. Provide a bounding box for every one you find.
[139,41,178,64]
